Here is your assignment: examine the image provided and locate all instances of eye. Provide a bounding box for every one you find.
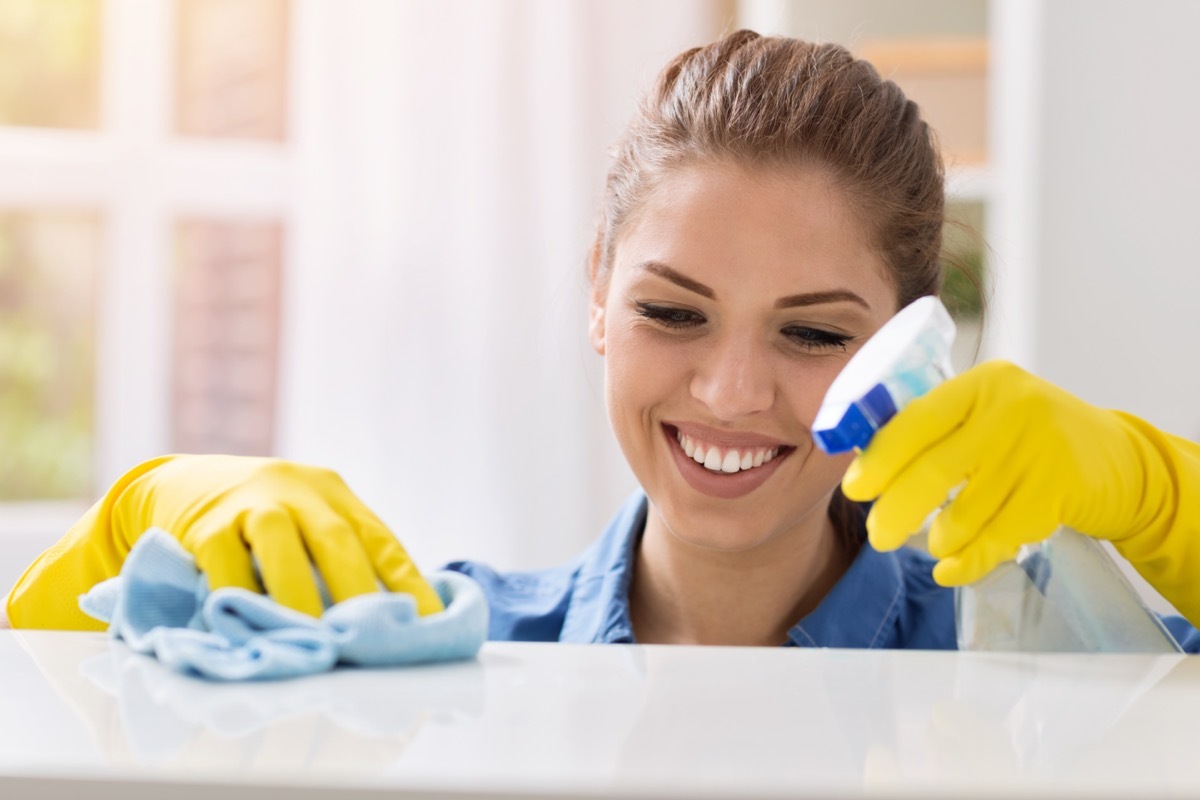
[635,302,705,329]
[782,325,850,352]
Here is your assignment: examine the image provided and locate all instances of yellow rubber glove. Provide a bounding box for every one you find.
[841,360,1200,626]
[5,454,444,630]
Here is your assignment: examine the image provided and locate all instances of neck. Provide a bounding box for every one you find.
[629,500,852,647]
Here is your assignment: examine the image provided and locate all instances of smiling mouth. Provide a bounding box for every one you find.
[667,426,795,475]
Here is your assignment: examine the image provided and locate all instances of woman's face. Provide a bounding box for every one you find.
[590,161,899,552]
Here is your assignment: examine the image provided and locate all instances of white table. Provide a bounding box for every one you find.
[0,630,1195,799]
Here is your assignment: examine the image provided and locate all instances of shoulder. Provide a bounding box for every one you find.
[794,534,956,650]
[442,559,579,642]
[888,546,957,649]
[856,543,957,650]
[442,490,649,644]
[827,498,956,650]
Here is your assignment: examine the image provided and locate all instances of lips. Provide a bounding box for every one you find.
[663,423,794,499]
[675,429,782,474]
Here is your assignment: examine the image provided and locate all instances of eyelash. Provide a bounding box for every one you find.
[634,303,850,352]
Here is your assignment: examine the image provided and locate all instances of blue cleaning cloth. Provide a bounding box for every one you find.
[79,528,488,681]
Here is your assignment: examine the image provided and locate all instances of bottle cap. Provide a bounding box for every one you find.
[812,296,956,454]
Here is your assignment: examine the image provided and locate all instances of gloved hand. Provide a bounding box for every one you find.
[841,360,1200,625]
[5,455,444,630]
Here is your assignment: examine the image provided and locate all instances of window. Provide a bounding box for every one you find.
[0,0,292,533]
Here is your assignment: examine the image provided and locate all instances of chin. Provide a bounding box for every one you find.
[648,462,844,556]
[650,491,827,554]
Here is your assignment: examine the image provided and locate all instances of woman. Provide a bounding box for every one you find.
[7,31,1200,647]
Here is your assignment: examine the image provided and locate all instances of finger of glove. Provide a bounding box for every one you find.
[841,375,978,503]
[933,535,1023,587]
[242,506,324,618]
[929,454,1062,561]
[297,508,380,605]
[926,458,1018,559]
[316,476,446,616]
[188,524,261,595]
[931,495,1058,586]
[864,433,977,552]
[351,515,445,616]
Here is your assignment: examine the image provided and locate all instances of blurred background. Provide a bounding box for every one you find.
[2,0,1198,597]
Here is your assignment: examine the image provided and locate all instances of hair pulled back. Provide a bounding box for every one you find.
[591,29,945,308]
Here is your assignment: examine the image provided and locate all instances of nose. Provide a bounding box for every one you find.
[689,333,776,421]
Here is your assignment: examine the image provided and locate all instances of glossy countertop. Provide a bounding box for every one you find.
[1,631,1196,799]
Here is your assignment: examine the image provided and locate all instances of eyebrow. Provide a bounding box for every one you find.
[637,260,871,310]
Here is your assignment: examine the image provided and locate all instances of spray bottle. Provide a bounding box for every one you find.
[812,296,1181,653]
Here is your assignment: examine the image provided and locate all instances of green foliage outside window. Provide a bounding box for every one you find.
[0,213,97,500]
[0,0,101,129]
[942,246,985,320]
[941,201,986,321]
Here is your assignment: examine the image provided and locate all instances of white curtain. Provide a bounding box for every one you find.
[281,0,723,571]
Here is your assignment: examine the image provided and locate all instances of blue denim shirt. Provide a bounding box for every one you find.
[445,490,1200,651]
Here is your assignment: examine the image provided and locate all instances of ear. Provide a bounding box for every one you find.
[588,290,607,356]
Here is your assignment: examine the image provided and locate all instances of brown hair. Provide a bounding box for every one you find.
[589,29,945,309]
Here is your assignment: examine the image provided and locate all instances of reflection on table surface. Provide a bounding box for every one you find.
[1,630,1197,798]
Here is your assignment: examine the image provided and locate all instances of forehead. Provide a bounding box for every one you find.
[613,161,896,310]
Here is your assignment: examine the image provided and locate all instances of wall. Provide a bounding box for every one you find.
[1035,0,1200,439]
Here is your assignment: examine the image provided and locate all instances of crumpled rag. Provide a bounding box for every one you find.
[79,528,488,681]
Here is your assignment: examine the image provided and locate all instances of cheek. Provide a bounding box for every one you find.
[604,322,690,408]
[783,359,859,491]
[779,355,853,430]
[818,448,856,482]
[781,361,857,490]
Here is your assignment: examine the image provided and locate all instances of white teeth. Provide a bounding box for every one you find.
[675,429,785,475]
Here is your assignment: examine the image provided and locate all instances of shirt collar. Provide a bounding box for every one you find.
[787,528,904,649]
[558,491,646,644]
[558,491,905,649]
